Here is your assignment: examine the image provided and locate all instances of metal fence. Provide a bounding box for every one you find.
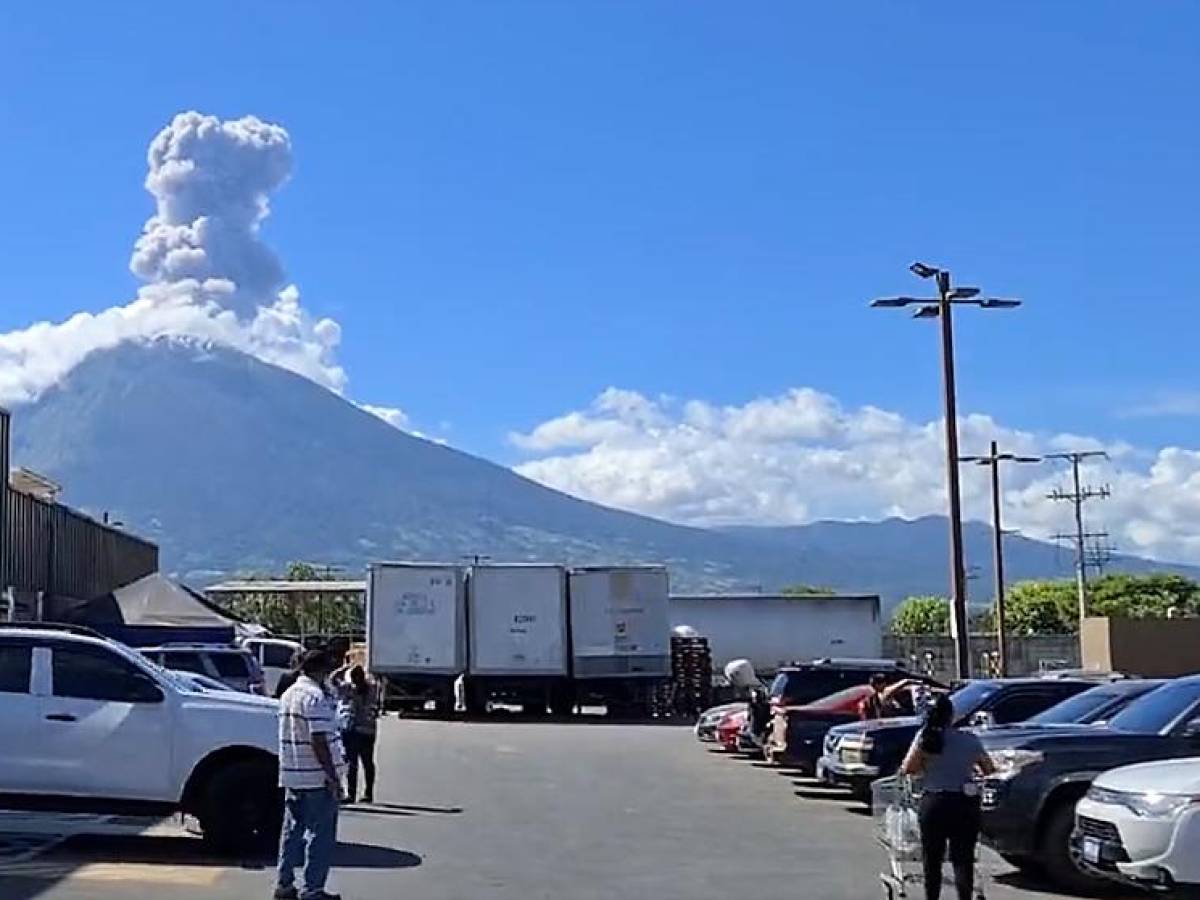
[883,634,1081,681]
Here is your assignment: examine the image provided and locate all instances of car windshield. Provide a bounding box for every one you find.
[806,686,868,711]
[949,682,1000,722]
[1108,681,1200,735]
[1027,687,1118,725]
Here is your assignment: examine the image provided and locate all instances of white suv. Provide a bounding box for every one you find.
[0,624,282,852]
[1075,756,1200,892]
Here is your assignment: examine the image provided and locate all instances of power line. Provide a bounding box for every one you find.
[1044,450,1110,622]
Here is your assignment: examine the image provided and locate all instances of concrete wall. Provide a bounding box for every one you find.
[670,593,882,673]
[1082,617,1200,677]
[883,634,1081,682]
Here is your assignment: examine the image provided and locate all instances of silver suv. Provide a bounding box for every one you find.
[141,643,266,695]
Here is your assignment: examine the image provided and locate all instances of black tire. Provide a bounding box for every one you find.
[199,759,282,855]
[1039,798,1103,895]
[549,685,574,717]
[464,683,488,717]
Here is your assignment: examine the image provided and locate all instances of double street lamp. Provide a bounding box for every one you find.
[871,264,1021,680]
[960,442,1041,676]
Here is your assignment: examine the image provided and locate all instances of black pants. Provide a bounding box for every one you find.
[342,731,377,800]
[918,792,981,900]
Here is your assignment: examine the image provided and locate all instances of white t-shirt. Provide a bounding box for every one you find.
[278,675,347,790]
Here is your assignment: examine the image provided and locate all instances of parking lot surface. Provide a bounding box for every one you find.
[0,717,1093,900]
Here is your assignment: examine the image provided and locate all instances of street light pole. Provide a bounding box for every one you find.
[934,271,971,680]
[988,442,1006,674]
[871,264,1021,681]
[961,442,1042,676]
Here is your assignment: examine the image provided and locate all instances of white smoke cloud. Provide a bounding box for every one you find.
[361,404,411,430]
[0,111,347,406]
[512,387,1200,565]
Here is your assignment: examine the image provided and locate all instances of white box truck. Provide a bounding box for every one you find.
[464,564,571,714]
[568,566,671,716]
[367,562,465,713]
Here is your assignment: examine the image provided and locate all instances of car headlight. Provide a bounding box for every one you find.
[988,748,1044,780]
[1087,786,1200,820]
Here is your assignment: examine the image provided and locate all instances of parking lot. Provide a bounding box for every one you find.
[0,717,1092,900]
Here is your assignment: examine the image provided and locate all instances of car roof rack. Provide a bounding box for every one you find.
[0,621,110,641]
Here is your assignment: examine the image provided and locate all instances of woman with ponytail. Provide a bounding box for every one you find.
[900,693,996,900]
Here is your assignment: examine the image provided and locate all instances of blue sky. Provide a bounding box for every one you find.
[2,3,1200,554]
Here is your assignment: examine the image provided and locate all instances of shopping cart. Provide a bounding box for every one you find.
[873,776,986,899]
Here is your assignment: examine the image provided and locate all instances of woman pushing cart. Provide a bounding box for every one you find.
[875,694,996,900]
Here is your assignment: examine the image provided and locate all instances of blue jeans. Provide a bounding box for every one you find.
[277,787,340,897]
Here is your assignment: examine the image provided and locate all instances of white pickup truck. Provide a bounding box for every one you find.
[0,624,281,851]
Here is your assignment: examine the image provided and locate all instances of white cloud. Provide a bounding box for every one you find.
[0,111,347,406]
[512,387,1200,565]
[1121,392,1200,419]
[361,404,410,430]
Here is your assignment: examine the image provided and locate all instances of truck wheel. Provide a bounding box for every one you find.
[464,683,488,717]
[549,685,574,717]
[199,759,282,855]
[1039,798,1100,894]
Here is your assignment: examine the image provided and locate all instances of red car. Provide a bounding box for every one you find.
[715,707,749,751]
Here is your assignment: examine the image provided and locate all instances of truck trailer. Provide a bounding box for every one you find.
[464,564,571,715]
[367,562,465,713]
[568,566,671,716]
[669,592,882,676]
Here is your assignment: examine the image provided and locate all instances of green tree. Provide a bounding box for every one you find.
[1005,580,1077,634]
[781,583,838,596]
[1089,573,1200,619]
[1003,573,1200,635]
[890,596,950,635]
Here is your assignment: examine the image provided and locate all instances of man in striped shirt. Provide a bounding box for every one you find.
[275,649,346,900]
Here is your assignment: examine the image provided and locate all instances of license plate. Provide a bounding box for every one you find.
[1083,838,1100,864]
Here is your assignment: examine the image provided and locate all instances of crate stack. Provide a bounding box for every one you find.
[670,635,713,718]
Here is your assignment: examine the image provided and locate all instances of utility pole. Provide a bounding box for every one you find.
[1045,451,1110,624]
[871,264,1021,680]
[960,441,1041,676]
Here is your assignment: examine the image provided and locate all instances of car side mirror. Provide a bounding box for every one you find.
[969,711,995,729]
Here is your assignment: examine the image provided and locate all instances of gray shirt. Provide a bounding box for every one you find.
[909,728,985,793]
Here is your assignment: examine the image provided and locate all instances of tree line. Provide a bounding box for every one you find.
[890,573,1200,636]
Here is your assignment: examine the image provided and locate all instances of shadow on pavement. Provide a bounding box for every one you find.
[334,842,421,869]
[990,870,1123,898]
[369,803,463,815]
[16,833,421,872]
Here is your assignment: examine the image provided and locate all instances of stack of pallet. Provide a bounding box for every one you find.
[670,635,713,718]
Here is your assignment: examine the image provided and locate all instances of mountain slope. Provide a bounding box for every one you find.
[12,339,1198,606]
[10,340,801,590]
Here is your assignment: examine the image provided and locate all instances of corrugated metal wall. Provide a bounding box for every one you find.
[2,488,159,599]
[0,408,159,599]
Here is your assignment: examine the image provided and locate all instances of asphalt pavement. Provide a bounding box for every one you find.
[0,716,1101,900]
